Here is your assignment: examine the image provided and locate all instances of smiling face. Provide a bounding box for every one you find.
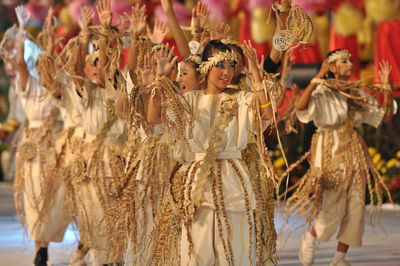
[330,54,354,80]
[207,60,235,92]
[178,61,201,93]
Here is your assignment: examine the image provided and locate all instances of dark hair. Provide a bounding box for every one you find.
[325,49,351,79]
[201,40,231,63]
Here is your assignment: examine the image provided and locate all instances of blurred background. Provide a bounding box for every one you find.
[0,0,399,203]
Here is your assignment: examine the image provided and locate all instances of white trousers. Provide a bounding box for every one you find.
[181,207,255,266]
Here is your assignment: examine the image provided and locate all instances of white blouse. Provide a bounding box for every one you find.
[16,74,57,128]
[297,85,385,129]
[52,72,84,129]
[78,81,126,143]
[296,84,387,169]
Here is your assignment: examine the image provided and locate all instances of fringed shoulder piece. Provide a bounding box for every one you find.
[150,76,192,143]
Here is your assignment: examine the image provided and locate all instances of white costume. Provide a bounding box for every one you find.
[147,89,276,265]
[14,75,69,242]
[290,84,391,246]
[72,81,126,264]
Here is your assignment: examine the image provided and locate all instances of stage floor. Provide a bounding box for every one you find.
[1,182,399,266]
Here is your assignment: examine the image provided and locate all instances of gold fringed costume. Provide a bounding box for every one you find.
[122,77,188,265]
[14,75,69,242]
[282,83,393,246]
[124,125,175,265]
[69,79,127,264]
[146,81,278,265]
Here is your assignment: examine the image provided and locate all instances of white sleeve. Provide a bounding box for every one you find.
[296,86,322,124]
[359,92,385,128]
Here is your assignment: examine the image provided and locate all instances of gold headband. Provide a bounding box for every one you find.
[199,51,238,75]
[221,38,242,48]
[328,49,351,63]
[186,54,201,65]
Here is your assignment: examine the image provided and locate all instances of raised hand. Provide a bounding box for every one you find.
[79,7,93,34]
[379,60,392,85]
[126,4,147,37]
[45,7,54,28]
[96,0,113,28]
[257,54,266,79]
[156,44,178,77]
[15,5,30,31]
[192,1,209,33]
[140,52,154,86]
[147,19,168,44]
[42,8,57,55]
[209,22,230,40]
[243,40,259,73]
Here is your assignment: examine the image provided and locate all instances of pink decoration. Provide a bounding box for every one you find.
[292,0,330,14]
[24,1,49,22]
[154,2,190,26]
[110,0,132,31]
[248,0,274,10]
[201,0,228,22]
[68,0,96,24]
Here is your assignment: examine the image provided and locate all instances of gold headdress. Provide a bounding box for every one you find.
[186,54,201,65]
[327,49,352,63]
[199,51,238,75]
[221,37,242,48]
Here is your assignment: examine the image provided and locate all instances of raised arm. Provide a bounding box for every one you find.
[269,0,291,64]
[295,59,329,110]
[16,34,29,91]
[125,4,147,79]
[96,0,113,70]
[147,44,178,125]
[243,41,273,120]
[160,0,190,59]
[37,8,62,97]
[75,7,92,78]
[147,18,169,44]
[378,60,394,123]
[14,5,30,91]
[191,2,210,42]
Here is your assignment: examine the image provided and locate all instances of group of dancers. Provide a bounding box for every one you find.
[0,0,396,265]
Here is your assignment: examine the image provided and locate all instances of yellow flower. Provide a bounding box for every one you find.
[386,158,398,169]
[380,167,387,174]
[376,160,385,170]
[368,147,377,156]
[274,150,281,157]
[396,150,400,159]
[372,153,382,165]
[274,157,285,168]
